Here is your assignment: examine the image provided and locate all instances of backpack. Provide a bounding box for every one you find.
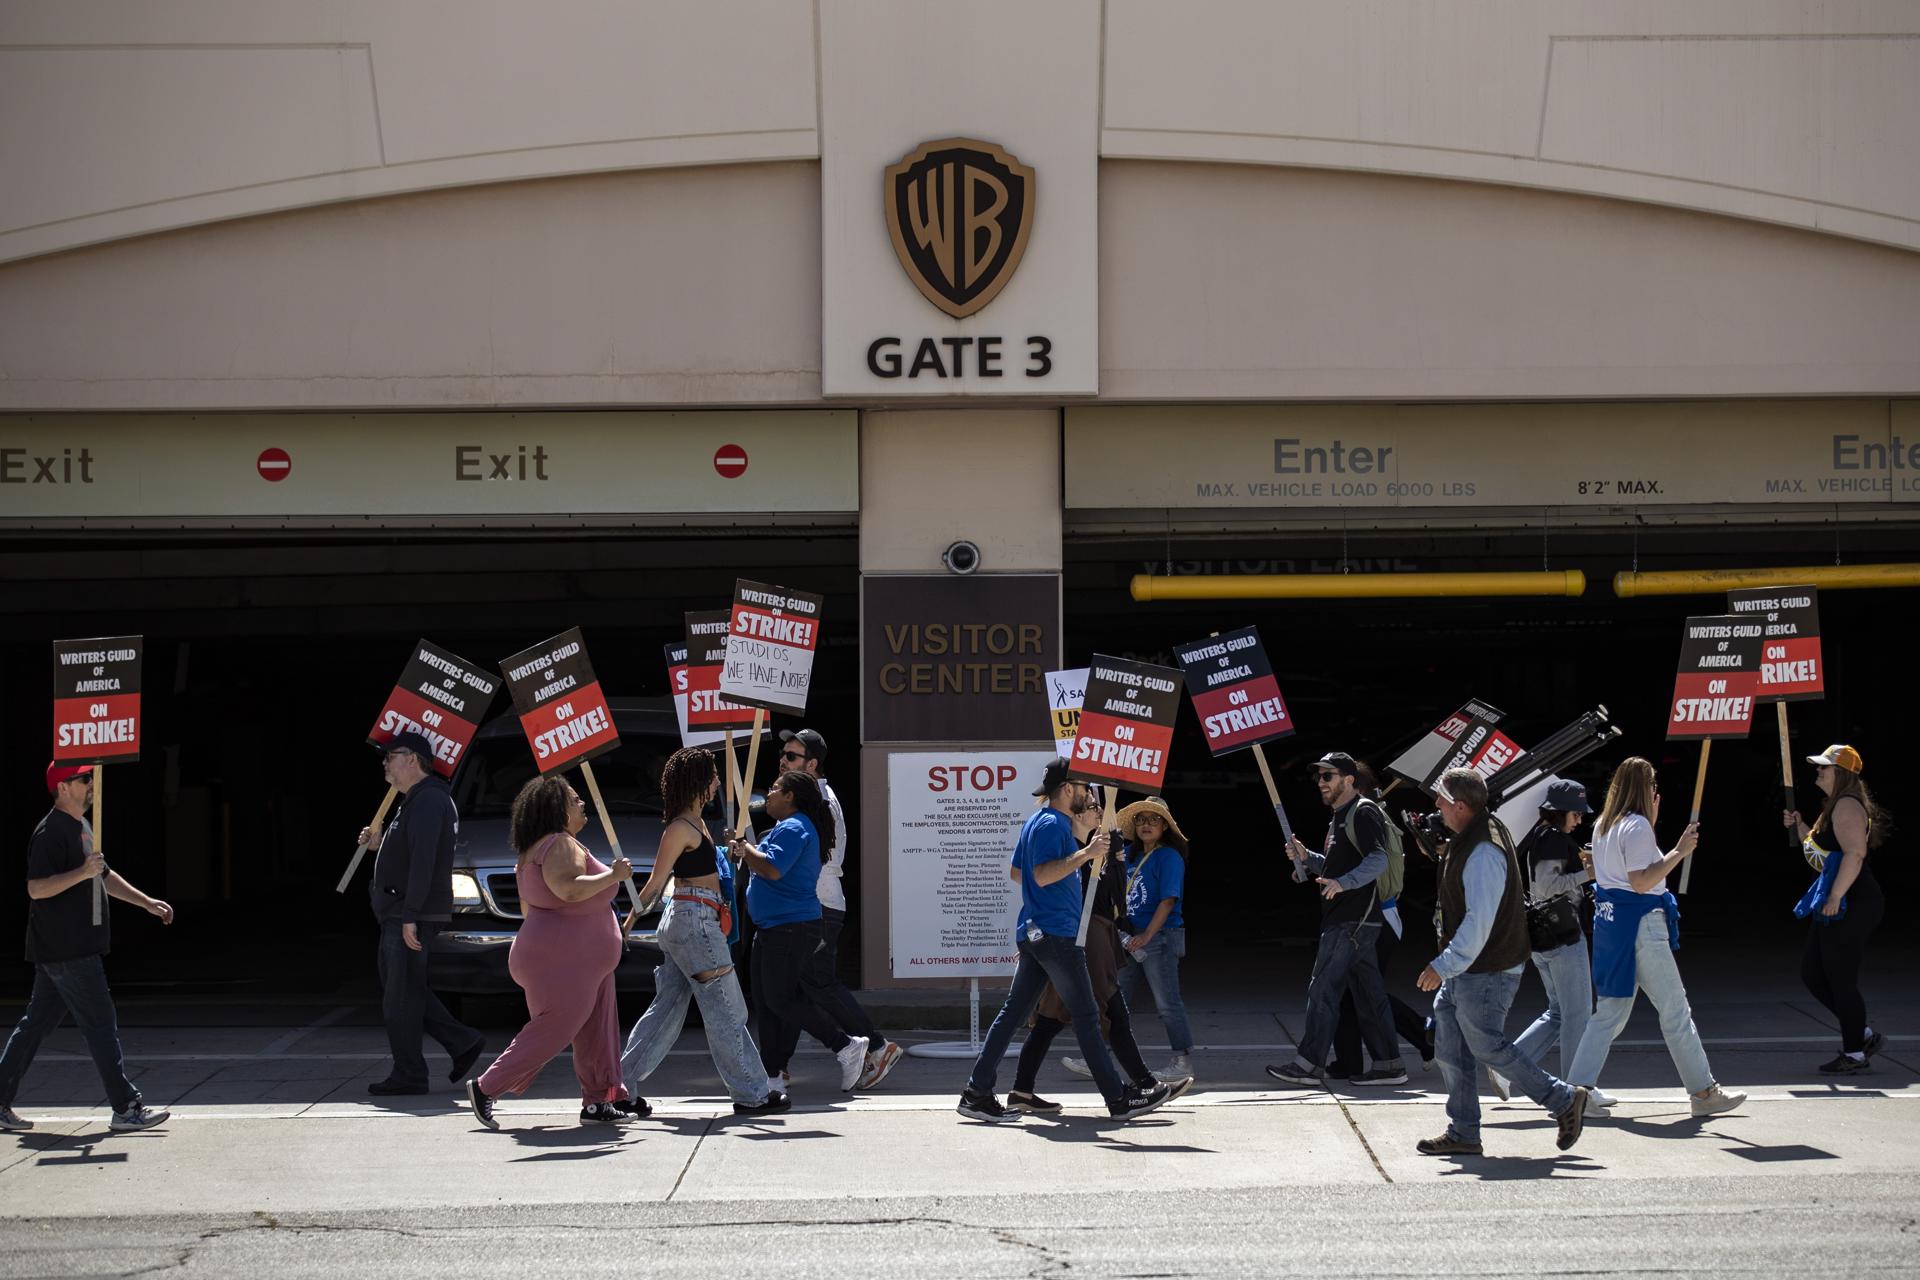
[1343,797,1405,905]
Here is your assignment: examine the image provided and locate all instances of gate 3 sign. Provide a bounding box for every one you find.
[868,137,1053,384]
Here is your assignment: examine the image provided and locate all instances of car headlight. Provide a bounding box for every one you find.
[450,872,482,906]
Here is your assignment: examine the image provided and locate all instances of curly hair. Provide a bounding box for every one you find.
[509,773,573,857]
[661,747,719,819]
[775,769,836,852]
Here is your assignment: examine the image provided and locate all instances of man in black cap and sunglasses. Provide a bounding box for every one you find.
[776,727,902,1088]
[356,731,485,1096]
[1267,752,1408,1088]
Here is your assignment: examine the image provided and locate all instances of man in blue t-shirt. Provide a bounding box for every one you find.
[957,759,1172,1123]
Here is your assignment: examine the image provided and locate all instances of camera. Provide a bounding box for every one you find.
[941,539,981,575]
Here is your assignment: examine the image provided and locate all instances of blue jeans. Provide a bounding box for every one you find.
[621,897,769,1104]
[1434,968,1576,1143]
[1296,923,1403,1071]
[1513,939,1593,1079]
[1116,927,1193,1053]
[1567,909,1715,1094]
[968,933,1126,1106]
[0,956,140,1113]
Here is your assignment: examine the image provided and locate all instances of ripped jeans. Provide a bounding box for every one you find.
[620,895,769,1104]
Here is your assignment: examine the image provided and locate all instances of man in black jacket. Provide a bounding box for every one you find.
[357,732,483,1096]
[1266,752,1407,1087]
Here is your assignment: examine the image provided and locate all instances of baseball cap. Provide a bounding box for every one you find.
[1806,744,1864,774]
[1031,757,1075,796]
[380,730,436,761]
[1312,752,1359,778]
[1544,778,1594,815]
[46,762,94,795]
[779,728,827,763]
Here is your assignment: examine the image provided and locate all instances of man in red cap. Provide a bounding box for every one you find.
[0,763,174,1133]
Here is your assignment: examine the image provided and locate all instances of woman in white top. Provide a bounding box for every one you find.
[1564,757,1745,1119]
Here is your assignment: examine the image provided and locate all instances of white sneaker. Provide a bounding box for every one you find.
[1486,1067,1511,1102]
[1583,1086,1617,1116]
[1061,1056,1093,1079]
[1691,1085,1746,1118]
[0,1106,32,1132]
[1155,1053,1193,1083]
[109,1105,170,1133]
[858,1040,903,1090]
[836,1037,871,1091]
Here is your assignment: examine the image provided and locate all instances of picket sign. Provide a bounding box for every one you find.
[91,768,105,926]
[1666,613,1764,895]
[1728,587,1824,859]
[335,785,400,894]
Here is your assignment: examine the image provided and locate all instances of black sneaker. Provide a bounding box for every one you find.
[1863,1030,1887,1059]
[1108,1081,1172,1120]
[613,1096,652,1119]
[448,1039,485,1083]
[1154,1074,1195,1102]
[1818,1053,1871,1075]
[956,1088,1019,1123]
[580,1102,622,1125]
[1008,1090,1063,1114]
[733,1090,791,1117]
[367,1078,428,1096]
[467,1078,498,1131]
[1556,1087,1589,1151]
[1324,1060,1363,1081]
[1416,1131,1483,1156]
[1349,1067,1409,1087]
[1264,1061,1322,1088]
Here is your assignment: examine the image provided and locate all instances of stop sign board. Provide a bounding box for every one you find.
[713,444,748,479]
[257,448,291,482]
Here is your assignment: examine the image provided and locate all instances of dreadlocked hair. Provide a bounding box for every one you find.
[661,747,718,819]
[777,769,836,852]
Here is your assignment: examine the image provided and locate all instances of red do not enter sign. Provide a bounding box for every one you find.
[713,444,748,479]
[257,448,292,482]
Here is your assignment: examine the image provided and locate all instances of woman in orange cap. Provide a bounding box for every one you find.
[1784,744,1889,1075]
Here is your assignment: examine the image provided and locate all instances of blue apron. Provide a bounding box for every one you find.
[1793,840,1848,924]
[1591,886,1680,999]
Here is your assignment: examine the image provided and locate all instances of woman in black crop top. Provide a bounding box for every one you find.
[1784,744,1889,1075]
[618,748,786,1115]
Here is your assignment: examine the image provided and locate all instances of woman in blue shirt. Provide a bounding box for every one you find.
[732,771,870,1094]
[1115,798,1194,1078]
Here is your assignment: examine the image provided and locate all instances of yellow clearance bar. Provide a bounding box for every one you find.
[1613,564,1920,597]
[1129,571,1587,601]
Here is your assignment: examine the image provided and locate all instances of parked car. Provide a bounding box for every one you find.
[430,698,752,997]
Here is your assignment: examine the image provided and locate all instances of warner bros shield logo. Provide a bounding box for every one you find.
[884,138,1035,319]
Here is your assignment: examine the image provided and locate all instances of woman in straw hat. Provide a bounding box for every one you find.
[1784,744,1889,1075]
[1108,797,1196,1081]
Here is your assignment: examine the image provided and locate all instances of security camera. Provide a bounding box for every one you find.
[942,540,982,575]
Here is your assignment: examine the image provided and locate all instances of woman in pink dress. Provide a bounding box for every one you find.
[467,773,633,1129]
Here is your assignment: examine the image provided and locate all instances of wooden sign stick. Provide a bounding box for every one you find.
[1776,702,1799,852]
[1678,739,1712,894]
[1074,793,1120,947]
[91,766,105,926]
[723,728,738,836]
[737,707,769,822]
[335,785,399,894]
[1251,744,1295,843]
[581,759,637,943]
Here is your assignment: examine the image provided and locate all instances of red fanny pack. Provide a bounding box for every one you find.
[675,891,732,937]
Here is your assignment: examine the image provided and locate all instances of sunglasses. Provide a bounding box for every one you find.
[779,750,807,763]
[1314,771,1340,782]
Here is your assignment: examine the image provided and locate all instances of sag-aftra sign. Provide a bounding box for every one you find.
[884,138,1035,319]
